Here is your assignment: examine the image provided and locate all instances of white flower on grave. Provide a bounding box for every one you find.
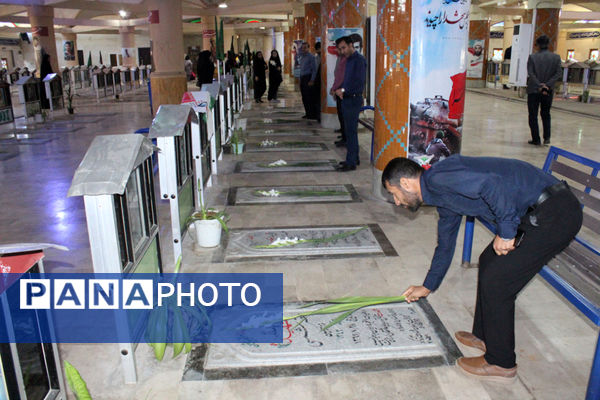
[257,189,281,197]
[260,139,278,147]
[263,118,273,123]
[265,129,274,134]
[269,237,300,246]
[268,159,287,167]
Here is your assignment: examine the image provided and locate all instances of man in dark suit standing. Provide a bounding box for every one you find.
[526,35,562,146]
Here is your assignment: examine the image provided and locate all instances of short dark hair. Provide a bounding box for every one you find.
[315,42,321,50]
[339,36,353,46]
[381,157,424,189]
[536,35,550,50]
[335,37,345,46]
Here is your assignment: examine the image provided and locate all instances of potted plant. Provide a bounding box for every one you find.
[230,128,245,155]
[65,84,76,114]
[186,203,229,247]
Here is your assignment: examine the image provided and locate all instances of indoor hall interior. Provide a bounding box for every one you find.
[0,0,599,399]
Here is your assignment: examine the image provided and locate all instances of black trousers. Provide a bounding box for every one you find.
[527,91,553,142]
[268,79,281,100]
[473,187,582,368]
[341,96,362,166]
[300,75,318,118]
[254,79,266,100]
[336,96,345,140]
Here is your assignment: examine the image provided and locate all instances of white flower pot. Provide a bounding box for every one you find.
[191,219,222,247]
[232,143,244,154]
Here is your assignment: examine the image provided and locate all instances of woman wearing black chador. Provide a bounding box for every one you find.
[267,50,282,101]
[253,51,267,103]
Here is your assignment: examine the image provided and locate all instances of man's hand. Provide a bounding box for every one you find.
[334,88,344,98]
[308,80,314,87]
[402,285,431,303]
[493,235,515,256]
[255,76,258,81]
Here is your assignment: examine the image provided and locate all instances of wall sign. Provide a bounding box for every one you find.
[568,31,600,40]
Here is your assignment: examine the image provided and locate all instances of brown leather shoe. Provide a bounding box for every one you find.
[457,356,517,383]
[454,331,486,353]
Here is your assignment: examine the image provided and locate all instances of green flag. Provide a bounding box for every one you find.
[87,51,92,67]
[218,18,225,61]
[244,40,250,66]
[99,51,103,65]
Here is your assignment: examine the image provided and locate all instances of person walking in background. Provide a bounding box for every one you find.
[196,50,214,86]
[334,36,366,172]
[253,51,267,103]
[330,37,348,147]
[526,35,561,146]
[297,42,318,120]
[39,52,53,109]
[225,51,236,74]
[184,55,193,81]
[312,42,322,122]
[267,50,282,102]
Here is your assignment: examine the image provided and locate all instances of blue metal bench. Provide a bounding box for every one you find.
[461,146,600,399]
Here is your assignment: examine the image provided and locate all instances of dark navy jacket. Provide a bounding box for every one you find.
[420,155,558,291]
[341,51,366,96]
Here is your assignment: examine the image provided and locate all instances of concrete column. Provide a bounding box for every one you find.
[119,26,136,67]
[372,0,471,197]
[305,2,321,49]
[61,33,78,67]
[147,0,187,115]
[283,30,291,75]
[372,0,411,178]
[466,8,490,88]
[320,0,367,129]
[529,0,562,52]
[294,17,305,41]
[27,5,59,76]
[202,16,216,53]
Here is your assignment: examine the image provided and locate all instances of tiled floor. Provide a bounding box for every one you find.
[1,80,599,399]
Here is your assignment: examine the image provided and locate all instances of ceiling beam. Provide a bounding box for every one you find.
[561,10,600,20]
[0,14,148,27]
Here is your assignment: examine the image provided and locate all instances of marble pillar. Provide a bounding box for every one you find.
[27,5,59,76]
[147,0,187,115]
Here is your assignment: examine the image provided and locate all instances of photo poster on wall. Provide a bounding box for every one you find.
[63,40,75,61]
[408,0,470,167]
[292,39,303,77]
[467,39,485,78]
[325,28,363,107]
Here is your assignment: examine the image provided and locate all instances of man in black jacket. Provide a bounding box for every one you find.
[526,35,561,146]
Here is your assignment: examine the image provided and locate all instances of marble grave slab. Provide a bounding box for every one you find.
[245,128,319,137]
[245,142,328,152]
[234,159,338,173]
[182,300,462,380]
[214,224,397,263]
[227,184,360,205]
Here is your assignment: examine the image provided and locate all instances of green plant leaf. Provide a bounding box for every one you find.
[64,361,92,400]
[322,309,356,331]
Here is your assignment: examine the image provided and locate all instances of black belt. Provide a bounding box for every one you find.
[534,181,569,208]
[344,93,362,98]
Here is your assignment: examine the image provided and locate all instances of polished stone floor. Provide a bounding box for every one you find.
[1,79,599,399]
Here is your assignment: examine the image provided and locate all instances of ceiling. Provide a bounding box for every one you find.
[0,0,598,37]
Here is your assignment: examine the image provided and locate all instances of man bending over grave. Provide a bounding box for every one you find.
[381,155,582,382]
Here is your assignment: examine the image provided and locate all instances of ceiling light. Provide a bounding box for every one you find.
[260,26,266,29]
[119,10,129,18]
[219,3,228,8]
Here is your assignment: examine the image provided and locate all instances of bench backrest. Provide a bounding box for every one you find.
[543,146,600,256]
